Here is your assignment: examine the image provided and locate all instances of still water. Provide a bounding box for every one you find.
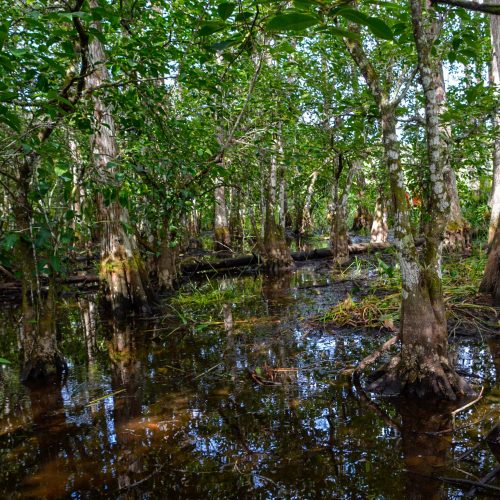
[0,262,499,498]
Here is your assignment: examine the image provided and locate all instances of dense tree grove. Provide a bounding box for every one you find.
[0,0,499,400]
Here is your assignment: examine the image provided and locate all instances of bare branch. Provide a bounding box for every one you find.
[432,0,500,15]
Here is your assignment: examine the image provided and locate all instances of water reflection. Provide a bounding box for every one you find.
[24,381,75,497]
[397,401,452,500]
[108,322,144,493]
[79,297,98,362]
[0,264,498,497]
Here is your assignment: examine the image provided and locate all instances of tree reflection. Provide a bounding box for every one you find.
[396,400,452,500]
[108,322,144,493]
[25,380,75,497]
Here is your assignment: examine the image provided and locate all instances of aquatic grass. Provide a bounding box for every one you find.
[316,249,497,333]
[172,277,260,308]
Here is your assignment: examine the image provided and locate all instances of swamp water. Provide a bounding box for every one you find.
[0,262,499,498]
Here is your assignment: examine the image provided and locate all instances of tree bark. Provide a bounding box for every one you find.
[345,6,468,399]
[86,6,152,317]
[262,128,293,273]
[435,64,470,252]
[479,214,500,305]
[229,187,243,252]
[352,172,373,232]
[13,156,65,382]
[372,0,468,399]
[489,14,500,246]
[300,170,318,236]
[330,157,359,265]
[157,228,178,291]
[370,194,389,243]
[214,177,231,252]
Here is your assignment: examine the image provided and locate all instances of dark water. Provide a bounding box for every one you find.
[0,263,499,498]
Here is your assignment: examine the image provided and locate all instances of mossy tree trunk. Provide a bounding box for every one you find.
[14,161,66,382]
[86,9,152,317]
[278,170,287,231]
[436,63,470,252]
[489,14,500,246]
[345,6,468,399]
[300,170,318,236]
[10,0,89,382]
[329,157,359,265]
[262,129,293,273]
[352,172,373,232]
[479,213,500,305]
[229,187,243,252]
[157,220,179,292]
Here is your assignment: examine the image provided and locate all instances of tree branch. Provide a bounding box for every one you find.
[432,0,500,15]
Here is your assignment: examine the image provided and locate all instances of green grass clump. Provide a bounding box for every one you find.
[317,248,497,333]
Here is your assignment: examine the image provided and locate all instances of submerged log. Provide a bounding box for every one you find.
[182,242,392,274]
[181,254,261,274]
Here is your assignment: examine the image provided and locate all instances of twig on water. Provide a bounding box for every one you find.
[451,386,484,426]
[193,363,222,380]
[86,389,125,407]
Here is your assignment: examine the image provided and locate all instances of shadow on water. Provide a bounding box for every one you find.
[0,263,499,498]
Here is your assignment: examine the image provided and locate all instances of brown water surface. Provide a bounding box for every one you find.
[0,263,499,498]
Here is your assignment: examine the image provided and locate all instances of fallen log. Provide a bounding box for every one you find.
[181,242,393,275]
[291,242,391,261]
[181,254,260,274]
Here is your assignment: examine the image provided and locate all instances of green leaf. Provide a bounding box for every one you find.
[54,165,69,177]
[328,27,360,40]
[235,12,252,22]
[217,2,236,20]
[336,7,369,25]
[50,255,61,273]
[0,357,11,365]
[0,105,21,131]
[0,91,17,102]
[1,233,19,250]
[197,20,226,37]
[58,11,92,22]
[266,12,319,32]
[210,37,241,51]
[366,17,394,40]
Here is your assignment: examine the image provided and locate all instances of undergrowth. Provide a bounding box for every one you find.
[316,247,498,335]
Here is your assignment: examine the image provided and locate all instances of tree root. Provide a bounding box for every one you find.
[366,354,472,400]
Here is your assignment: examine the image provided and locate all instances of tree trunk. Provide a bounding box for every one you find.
[14,158,65,383]
[479,214,500,305]
[86,8,152,317]
[157,231,178,291]
[369,0,468,399]
[330,157,359,265]
[489,14,500,246]
[352,172,373,232]
[229,187,243,252]
[214,178,231,252]
[300,170,318,236]
[278,172,287,230]
[435,63,470,252]
[262,130,293,273]
[79,297,98,362]
[344,8,468,398]
[370,194,389,243]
